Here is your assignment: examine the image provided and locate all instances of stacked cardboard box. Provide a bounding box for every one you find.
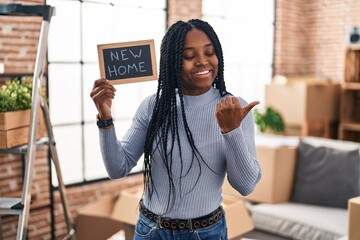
[349,196,360,240]
[224,144,297,203]
[75,195,123,240]
[76,183,254,240]
[265,81,340,138]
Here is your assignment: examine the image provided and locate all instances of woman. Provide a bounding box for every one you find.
[90,19,261,239]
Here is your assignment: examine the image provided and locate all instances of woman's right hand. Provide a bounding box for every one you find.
[90,78,116,119]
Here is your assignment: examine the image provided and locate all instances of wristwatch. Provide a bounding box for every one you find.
[96,114,113,129]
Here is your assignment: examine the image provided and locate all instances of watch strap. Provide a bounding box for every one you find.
[96,115,113,129]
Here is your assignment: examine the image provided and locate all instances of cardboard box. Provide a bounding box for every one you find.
[265,82,340,126]
[348,196,360,240]
[0,109,46,149]
[76,195,123,240]
[111,185,143,225]
[222,194,254,239]
[98,183,254,240]
[223,145,297,203]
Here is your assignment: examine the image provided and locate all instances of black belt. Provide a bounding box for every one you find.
[139,203,224,230]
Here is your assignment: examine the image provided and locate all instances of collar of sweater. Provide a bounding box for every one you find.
[180,87,220,108]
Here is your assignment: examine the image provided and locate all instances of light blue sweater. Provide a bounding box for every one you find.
[99,87,261,219]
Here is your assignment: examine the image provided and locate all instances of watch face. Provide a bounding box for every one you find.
[97,121,104,128]
[97,118,113,128]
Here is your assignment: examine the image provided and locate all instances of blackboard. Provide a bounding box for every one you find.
[97,39,158,84]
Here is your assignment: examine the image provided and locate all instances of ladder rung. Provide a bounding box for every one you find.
[0,197,23,215]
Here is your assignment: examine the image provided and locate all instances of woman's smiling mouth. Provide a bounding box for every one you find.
[193,70,211,77]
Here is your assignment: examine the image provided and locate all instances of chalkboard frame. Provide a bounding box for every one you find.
[97,39,158,84]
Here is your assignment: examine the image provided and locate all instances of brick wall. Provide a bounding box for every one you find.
[0,146,52,240]
[274,0,360,82]
[0,0,44,74]
[1,0,360,239]
[167,0,202,26]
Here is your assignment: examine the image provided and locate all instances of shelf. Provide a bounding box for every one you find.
[342,82,360,90]
[348,45,360,51]
[339,123,360,142]
[0,197,23,215]
[340,48,360,142]
[0,137,48,154]
[339,122,360,132]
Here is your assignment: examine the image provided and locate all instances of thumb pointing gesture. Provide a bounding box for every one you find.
[215,97,260,134]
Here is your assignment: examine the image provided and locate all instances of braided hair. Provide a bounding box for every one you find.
[143,19,228,214]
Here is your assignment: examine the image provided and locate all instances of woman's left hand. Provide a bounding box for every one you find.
[215,97,259,134]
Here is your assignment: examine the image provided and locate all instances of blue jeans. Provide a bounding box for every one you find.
[133,211,228,240]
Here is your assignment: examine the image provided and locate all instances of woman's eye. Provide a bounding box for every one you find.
[183,55,194,60]
[206,51,214,56]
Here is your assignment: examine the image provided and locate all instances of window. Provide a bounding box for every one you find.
[47,0,166,185]
[202,0,274,104]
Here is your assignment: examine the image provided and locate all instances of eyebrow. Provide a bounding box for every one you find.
[183,43,214,51]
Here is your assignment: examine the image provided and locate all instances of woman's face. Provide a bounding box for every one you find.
[181,28,219,96]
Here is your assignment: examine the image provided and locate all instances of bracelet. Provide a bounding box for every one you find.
[96,114,113,129]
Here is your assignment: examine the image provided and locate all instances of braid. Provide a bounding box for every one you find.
[188,19,228,96]
[143,19,227,214]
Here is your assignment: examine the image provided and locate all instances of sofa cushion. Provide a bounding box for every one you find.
[250,202,347,240]
[301,136,360,151]
[291,140,360,209]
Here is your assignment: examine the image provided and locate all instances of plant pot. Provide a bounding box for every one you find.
[0,109,46,149]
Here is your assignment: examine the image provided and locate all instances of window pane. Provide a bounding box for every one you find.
[52,125,83,186]
[48,0,166,185]
[202,0,274,107]
[202,0,225,16]
[83,63,101,122]
[226,64,272,102]
[84,0,112,3]
[110,6,164,74]
[47,0,81,62]
[84,123,108,180]
[82,2,113,62]
[114,118,144,174]
[130,156,144,173]
[116,0,166,8]
[112,82,145,120]
[139,81,158,99]
[48,63,82,125]
[238,0,274,23]
[111,6,166,44]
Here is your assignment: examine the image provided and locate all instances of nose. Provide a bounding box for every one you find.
[195,54,209,66]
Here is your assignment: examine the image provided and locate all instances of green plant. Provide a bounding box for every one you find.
[0,77,33,112]
[254,107,285,134]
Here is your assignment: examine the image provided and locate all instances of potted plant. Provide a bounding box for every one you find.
[0,77,33,112]
[254,106,285,134]
[0,77,46,149]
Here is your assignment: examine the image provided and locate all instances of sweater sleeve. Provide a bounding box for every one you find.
[223,98,262,196]
[99,95,153,179]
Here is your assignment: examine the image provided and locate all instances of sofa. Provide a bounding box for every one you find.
[241,135,360,240]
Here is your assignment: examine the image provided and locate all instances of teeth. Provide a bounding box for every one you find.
[194,70,210,75]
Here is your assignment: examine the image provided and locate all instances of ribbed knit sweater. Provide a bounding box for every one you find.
[99,87,261,219]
